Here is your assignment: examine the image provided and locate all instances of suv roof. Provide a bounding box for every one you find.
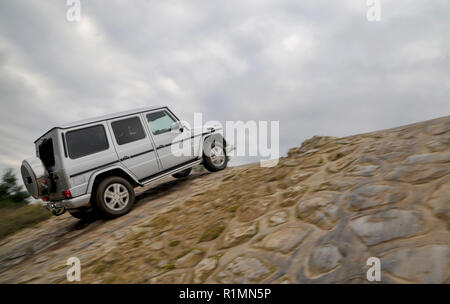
[35,105,166,143]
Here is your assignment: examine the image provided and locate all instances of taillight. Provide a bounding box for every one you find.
[62,189,72,199]
[42,197,49,202]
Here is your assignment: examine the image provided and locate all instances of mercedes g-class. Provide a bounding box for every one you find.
[21,106,230,220]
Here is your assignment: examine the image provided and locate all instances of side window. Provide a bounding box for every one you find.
[111,116,146,145]
[66,125,109,159]
[146,111,176,135]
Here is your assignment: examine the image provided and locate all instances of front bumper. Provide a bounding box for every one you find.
[44,194,91,213]
[225,144,235,155]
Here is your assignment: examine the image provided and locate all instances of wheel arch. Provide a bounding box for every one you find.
[87,166,141,195]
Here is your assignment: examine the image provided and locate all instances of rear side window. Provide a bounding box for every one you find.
[66,125,109,159]
[39,138,55,168]
[111,116,146,145]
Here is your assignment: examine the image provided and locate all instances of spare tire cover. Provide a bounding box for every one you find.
[21,157,51,199]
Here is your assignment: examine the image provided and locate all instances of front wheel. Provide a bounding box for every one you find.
[203,139,228,172]
[94,176,135,219]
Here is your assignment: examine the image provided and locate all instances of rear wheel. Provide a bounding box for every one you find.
[69,207,97,221]
[172,168,192,179]
[94,176,135,219]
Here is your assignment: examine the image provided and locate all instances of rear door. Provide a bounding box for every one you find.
[107,115,160,181]
[142,109,195,170]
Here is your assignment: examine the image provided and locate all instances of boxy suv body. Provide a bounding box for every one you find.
[21,106,230,219]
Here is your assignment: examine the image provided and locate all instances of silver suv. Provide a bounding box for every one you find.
[20,106,230,220]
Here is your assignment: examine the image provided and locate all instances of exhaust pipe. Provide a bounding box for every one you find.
[44,202,66,216]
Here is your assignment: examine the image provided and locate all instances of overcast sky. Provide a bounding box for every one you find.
[0,0,449,175]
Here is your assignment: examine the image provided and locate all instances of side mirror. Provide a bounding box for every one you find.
[171,121,185,133]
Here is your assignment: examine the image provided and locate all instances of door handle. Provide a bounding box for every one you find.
[121,156,130,161]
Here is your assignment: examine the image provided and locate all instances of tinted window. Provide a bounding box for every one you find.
[39,138,55,168]
[66,125,109,159]
[146,111,176,135]
[111,117,146,145]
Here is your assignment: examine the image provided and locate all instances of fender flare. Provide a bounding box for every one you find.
[86,165,140,194]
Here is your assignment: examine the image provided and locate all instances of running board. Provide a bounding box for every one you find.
[140,159,203,186]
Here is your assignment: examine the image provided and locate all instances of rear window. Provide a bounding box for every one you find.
[66,125,109,159]
[111,116,146,145]
[39,138,55,168]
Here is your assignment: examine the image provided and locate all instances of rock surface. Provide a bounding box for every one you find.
[193,257,218,283]
[0,116,448,284]
[256,226,310,253]
[349,209,424,246]
[296,192,340,230]
[382,245,449,283]
[216,256,273,283]
[308,245,343,276]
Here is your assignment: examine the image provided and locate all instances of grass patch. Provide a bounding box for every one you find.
[104,275,117,284]
[334,153,343,160]
[93,264,107,274]
[143,216,170,228]
[133,240,142,248]
[184,199,197,206]
[228,205,240,213]
[169,240,180,247]
[129,231,147,240]
[166,263,175,270]
[176,248,193,259]
[199,224,225,243]
[0,202,51,240]
[144,257,159,266]
[175,248,205,262]
[208,254,223,260]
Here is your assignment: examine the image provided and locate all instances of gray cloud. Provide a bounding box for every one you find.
[0,0,449,174]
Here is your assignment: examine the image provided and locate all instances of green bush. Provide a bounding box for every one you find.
[0,169,30,205]
[0,202,51,240]
[0,169,51,240]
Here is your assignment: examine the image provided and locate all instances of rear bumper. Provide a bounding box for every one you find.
[44,194,91,212]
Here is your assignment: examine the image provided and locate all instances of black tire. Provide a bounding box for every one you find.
[94,176,135,219]
[172,168,192,179]
[69,207,97,221]
[203,137,228,172]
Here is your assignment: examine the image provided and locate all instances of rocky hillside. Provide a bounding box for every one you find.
[0,116,448,284]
